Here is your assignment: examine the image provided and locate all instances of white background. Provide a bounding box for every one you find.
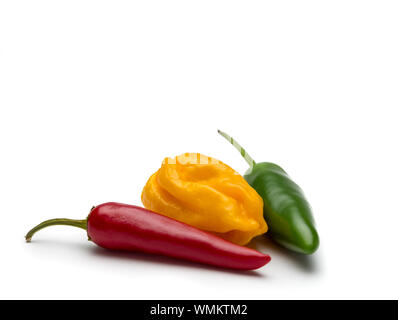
[1,1,397,300]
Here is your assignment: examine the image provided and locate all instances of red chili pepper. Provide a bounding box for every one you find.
[25,202,271,270]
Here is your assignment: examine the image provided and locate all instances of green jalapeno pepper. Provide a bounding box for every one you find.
[218,130,319,254]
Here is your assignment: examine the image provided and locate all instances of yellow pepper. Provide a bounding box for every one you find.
[141,153,268,245]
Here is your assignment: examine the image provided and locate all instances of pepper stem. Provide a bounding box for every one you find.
[25,218,87,242]
[217,129,256,168]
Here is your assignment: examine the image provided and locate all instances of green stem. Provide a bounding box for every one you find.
[217,129,256,168]
[25,218,87,242]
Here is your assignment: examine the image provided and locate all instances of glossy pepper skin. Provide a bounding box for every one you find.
[25,202,271,270]
[218,130,319,255]
[141,153,268,245]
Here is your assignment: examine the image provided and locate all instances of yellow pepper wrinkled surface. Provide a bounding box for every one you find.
[141,153,268,245]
